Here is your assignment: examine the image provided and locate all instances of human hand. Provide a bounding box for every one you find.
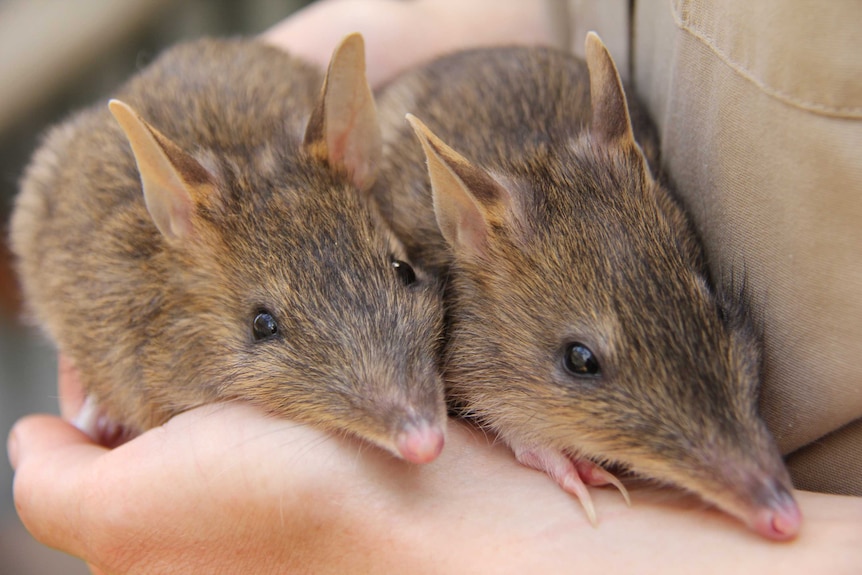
[9,393,862,574]
[261,0,564,88]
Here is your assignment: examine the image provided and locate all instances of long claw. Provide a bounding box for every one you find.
[512,443,599,526]
[562,470,598,526]
[575,460,631,507]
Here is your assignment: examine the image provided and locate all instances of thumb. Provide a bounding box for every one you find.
[8,414,106,558]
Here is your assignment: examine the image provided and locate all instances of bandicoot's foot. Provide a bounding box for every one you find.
[574,459,631,506]
[511,442,629,525]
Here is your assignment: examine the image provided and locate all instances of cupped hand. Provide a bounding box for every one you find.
[9,398,862,575]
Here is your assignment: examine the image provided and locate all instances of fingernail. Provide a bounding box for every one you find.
[7,428,19,470]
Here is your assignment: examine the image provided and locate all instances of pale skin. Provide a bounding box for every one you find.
[8,360,862,574]
[8,1,862,573]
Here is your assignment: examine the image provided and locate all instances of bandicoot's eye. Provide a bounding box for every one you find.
[252,310,278,341]
[391,258,417,285]
[563,342,601,377]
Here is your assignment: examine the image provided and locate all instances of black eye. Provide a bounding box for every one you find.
[391,258,417,285]
[252,310,278,341]
[563,342,601,377]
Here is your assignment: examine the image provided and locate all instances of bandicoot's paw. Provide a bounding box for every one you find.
[511,442,629,525]
[574,459,630,506]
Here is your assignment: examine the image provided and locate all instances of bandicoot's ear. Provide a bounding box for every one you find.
[585,31,637,150]
[406,114,514,260]
[304,32,381,191]
[109,99,216,241]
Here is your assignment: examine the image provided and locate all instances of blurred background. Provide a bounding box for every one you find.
[0,0,312,571]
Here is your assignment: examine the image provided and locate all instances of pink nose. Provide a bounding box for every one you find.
[396,422,445,463]
[751,489,802,540]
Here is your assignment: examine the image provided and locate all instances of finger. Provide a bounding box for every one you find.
[58,354,86,420]
[10,414,107,558]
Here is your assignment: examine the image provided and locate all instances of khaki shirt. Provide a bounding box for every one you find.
[555,0,862,495]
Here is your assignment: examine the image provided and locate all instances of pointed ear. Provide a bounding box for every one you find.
[406,114,512,259]
[304,33,381,191]
[585,32,637,149]
[109,99,215,241]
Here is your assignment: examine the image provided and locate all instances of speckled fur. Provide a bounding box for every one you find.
[10,39,446,453]
[372,45,793,523]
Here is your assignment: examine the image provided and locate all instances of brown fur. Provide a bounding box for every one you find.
[10,38,446,456]
[372,43,794,528]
